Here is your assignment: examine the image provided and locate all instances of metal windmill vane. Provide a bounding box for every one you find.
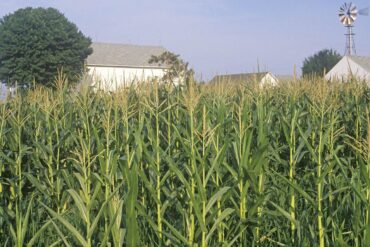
[338,2,369,56]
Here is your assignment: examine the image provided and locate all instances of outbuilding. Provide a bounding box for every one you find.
[86,43,169,91]
[325,56,370,83]
[209,72,279,86]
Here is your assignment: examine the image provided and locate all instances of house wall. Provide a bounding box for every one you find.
[87,66,167,91]
[261,73,278,86]
[325,57,370,82]
[0,83,7,101]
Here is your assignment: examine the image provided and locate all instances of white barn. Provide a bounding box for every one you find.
[209,72,279,86]
[325,56,370,83]
[86,43,169,91]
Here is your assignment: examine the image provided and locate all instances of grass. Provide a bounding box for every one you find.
[0,76,369,246]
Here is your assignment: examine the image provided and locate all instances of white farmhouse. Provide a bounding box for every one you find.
[0,82,7,101]
[325,56,370,83]
[209,72,279,86]
[86,43,169,91]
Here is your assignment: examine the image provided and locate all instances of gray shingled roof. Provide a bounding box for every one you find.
[276,75,296,82]
[348,56,370,72]
[86,42,168,68]
[209,72,269,84]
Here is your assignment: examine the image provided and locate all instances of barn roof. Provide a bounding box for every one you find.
[348,56,370,72]
[276,75,296,82]
[86,42,168,68]
[209,72,271,84]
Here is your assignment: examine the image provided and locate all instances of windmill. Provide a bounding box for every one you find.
[338,2,369,55]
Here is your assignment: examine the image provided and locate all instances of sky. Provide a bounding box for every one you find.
[1,0,370,80]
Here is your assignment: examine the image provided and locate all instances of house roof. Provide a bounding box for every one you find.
[276,75,296,82]
[348,56,370,72]
[209,72,271,84]
[86,42,168,68]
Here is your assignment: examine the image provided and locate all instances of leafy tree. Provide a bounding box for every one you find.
[0,7,92,87]
[302,49,342,77]
[149,51,194,84]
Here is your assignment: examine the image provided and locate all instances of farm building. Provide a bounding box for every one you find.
[325,56,370,83]
[0,82,7,101]
[276,75,296,83]
[86,42,169,91]
[209,72,279,86]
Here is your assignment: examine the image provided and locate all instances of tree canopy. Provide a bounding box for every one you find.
[0,7,92,87]
[149,51,194,84]
[302,49,342,77]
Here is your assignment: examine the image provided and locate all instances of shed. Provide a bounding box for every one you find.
[325,56,370,83]
[209,72,279,86]
[86,42,169,91]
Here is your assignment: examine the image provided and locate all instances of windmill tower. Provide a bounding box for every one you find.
[338,3,369,55]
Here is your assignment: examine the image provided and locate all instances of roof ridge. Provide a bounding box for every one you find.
[87,42,168,67]
[92,42,165,49]
[346,55,370,57]
[216,72,269,76]
[347,56,370,72]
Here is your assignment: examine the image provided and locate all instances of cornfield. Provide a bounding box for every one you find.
[0,76,369,247]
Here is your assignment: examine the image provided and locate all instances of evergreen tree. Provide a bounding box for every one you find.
[0,7,92,87]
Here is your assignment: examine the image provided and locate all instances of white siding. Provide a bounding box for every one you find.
[261,73,278,86]
[325,57,370,83]
[0,83,8,101]
[87,66,167,91]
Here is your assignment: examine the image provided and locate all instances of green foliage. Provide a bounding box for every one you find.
[302,49,342,77]
[149,51,194,85]
[0,77,369,246]
[0,7,92,87]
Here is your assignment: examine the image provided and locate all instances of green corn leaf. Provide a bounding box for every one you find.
[88,182,123,239]
[26,219,53,247]
[206,208,234,243]
[50,219,72,247]
[269,201,300,231]
[205,187,230,215]
[67,189,88,223]
[41,203,88,247]
[162,219,188,245]
[21,196,34,245]
[272,171,315,206]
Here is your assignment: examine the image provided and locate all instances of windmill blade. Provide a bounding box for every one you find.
[349,15,356,24]
[340,16,346,24]
[348,2,354,11]
[338,2,358,25]
[350,8,358,15]
[349,4,358,17]
[359,7,369,16]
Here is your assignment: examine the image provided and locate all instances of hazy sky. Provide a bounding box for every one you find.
[1,1,370,80]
